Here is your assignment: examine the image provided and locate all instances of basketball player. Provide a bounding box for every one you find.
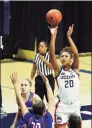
[10,78,41,128]
[68,114,81,128]
[10,72,54,128]
[49,24,81,128]
[31,41,55,102]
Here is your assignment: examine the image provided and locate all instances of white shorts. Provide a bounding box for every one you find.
[55,99,81,125]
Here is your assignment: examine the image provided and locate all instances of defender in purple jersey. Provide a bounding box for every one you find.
[10,72,54,128]
[10,78,41,128]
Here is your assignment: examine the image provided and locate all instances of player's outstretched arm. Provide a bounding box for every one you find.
[49,26,60,76]
[40,72,54,118]
[10,72,29,117]
[67,24,79,70]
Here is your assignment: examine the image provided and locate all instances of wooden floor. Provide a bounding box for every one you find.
[1,55,91,128]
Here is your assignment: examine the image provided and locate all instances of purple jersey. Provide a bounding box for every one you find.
[23,111,53,128]
[17,92,34,128]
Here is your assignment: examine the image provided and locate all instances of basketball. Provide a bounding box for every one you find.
[46,9,62,26]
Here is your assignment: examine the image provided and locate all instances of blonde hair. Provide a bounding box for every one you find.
[25,78,32,87]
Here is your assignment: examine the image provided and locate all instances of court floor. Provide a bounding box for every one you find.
[1,55,92,128]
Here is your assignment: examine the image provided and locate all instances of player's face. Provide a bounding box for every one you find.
[38,42,47,54]
[21,80,30,94]
[60,52,72,66]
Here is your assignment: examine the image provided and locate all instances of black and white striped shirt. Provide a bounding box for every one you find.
[34,51,52,76]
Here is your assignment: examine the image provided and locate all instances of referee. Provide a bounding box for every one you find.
[31,41,55,102]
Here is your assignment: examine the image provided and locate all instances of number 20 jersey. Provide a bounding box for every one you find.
[56,67,80,103]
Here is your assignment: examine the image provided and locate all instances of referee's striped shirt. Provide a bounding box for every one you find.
[34,51,52,76]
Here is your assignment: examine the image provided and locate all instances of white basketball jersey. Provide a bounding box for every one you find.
[56,67,80,103]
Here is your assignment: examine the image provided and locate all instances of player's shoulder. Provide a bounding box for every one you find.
[43,111,53,127]
[45,111,52,116]
[32,93,41,102]
[44,111,53,119]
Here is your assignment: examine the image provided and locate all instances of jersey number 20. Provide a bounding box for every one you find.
[65,80,74,88]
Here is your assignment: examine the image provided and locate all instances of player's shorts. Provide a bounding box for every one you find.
[54,99,81,125]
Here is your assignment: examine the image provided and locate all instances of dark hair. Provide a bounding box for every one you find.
[60,46,73,58]
[39,41,48,48]
[32,100,45,118]
[68,114,81,128]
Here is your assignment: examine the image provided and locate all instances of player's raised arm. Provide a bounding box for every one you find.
[40,72,54,118]
[67,24,79,70]
[49,26,60,76]
[10,72,29,117]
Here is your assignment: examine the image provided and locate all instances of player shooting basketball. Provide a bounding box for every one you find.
[49,24,81,128]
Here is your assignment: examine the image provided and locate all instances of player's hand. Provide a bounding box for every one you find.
[40,72,49,85]
[48,25,58,35]
[10,72,18,85]
[67,24,74,37]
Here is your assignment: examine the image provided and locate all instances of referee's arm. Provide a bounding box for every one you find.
[39,54,53,69]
